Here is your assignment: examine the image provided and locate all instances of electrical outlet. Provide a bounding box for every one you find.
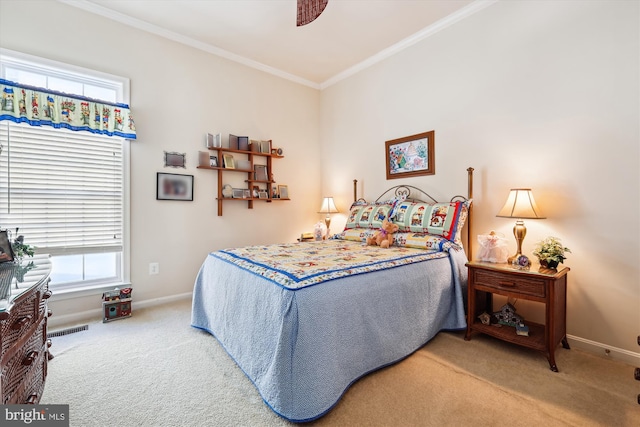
[149,262,159,275]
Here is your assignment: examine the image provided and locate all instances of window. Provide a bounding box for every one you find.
[0,49,130,292]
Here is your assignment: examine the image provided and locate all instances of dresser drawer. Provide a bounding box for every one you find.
[474,269,546,298]
[0,291,40,359]
[1,321,46,404]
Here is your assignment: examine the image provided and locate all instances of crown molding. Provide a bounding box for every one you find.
[57,0,321,89]
[320,0,498,89]
[58,0,497,91]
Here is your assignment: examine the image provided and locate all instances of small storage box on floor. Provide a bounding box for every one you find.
[102,287,132,322]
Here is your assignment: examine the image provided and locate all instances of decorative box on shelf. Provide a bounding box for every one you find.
[102,287,132,323]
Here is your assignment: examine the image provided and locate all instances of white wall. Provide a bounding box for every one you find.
[0,1,322,320]
[320,0,639,359]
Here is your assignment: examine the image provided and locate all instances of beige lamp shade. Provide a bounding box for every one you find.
[496,189,545,263]
[318,197,338,215]
[496,189,545,219]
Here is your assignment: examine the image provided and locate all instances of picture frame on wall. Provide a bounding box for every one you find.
[164,151,186,168]
[156,173,194,201]
[385,130,434,180]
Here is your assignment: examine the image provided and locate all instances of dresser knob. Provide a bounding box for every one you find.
[48,309,53,317]
[42,290,52,299]
[11,315,32,330]
[25,394,38,404]
[22,351,39,366]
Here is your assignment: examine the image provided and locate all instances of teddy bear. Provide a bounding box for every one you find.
[366,219,399,249]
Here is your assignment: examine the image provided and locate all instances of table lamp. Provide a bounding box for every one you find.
[318,197,338,238]
[496,188,545,263]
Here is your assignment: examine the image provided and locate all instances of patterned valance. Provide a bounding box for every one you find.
[0,78,136,139]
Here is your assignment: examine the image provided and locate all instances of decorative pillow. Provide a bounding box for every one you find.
[394,232,455,252]
[337,227,376,243]
[344,203,393,229]
[390,200,464,242]
[453,199,472,247]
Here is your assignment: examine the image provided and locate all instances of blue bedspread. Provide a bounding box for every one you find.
[191,240,467,422]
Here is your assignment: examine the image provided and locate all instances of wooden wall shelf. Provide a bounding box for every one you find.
[198,141,287,216]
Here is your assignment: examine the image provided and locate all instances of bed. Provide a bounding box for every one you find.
[191,168,474,422]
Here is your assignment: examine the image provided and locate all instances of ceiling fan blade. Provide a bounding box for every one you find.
[297,0,328,27]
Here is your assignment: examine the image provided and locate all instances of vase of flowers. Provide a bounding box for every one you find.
[532,236,571,269]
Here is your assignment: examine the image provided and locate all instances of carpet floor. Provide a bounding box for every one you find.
[41,299,639,426]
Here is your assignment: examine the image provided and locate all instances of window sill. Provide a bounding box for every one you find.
[49,281,132,302]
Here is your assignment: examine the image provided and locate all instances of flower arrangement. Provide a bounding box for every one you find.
[532,236,571,268]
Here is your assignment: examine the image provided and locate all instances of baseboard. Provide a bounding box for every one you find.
[48,292,192,330]
[567,334,640,367]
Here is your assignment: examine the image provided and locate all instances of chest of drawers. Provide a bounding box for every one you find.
[0,255,52,404]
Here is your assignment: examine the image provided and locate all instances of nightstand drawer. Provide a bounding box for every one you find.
[474,270,546,298]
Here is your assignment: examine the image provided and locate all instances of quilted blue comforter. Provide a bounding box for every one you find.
[191,240,467,422]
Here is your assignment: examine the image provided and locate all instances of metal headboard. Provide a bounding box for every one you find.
[352,167,474,259]
[373,185,439,204]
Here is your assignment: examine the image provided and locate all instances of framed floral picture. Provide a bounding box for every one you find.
[385,130,434,180]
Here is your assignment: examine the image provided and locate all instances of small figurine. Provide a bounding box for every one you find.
[513,254,531,270]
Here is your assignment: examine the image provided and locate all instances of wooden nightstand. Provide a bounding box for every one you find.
[465,261,570,372]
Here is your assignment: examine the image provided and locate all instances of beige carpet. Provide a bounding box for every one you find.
[42,299,639,426]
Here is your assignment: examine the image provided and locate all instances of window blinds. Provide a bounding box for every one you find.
[0,121,123,256]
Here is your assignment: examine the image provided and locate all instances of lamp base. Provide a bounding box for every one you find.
[324,217,331,239]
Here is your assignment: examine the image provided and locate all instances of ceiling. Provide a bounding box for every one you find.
[61,0,492,89]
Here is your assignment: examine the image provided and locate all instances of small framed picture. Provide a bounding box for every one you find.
[0,230,15,263]
[258,191,269,199]
[223,154,235,169]
[156,173,194,201]
[209,156,218,167]
[385,130,435,179]
[164,151,186,168]
[206,133,214,149]
[232,188,244,199]
[243,189,251,199]
[278,185,289,199]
